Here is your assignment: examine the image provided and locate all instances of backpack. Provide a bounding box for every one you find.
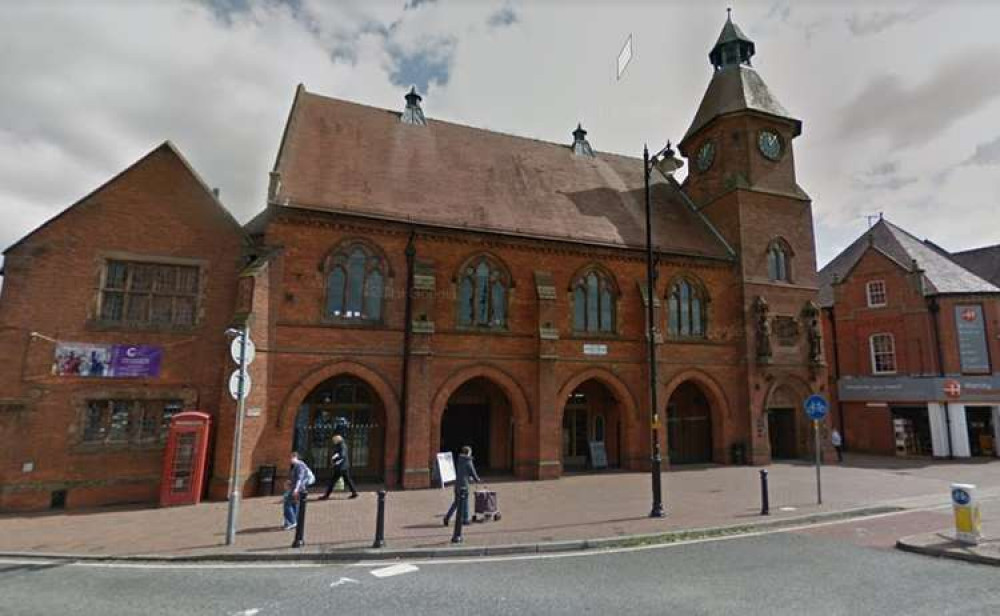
[304,465,316,486]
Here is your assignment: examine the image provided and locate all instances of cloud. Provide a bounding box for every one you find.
[852,160,918,192]
[837,48,1000,148]
[404,0,436,10]
[388,37,456,91]
[765,2,791,23]
[963,135,1000,166]
[846,5,935,37]
[487,5,518,28]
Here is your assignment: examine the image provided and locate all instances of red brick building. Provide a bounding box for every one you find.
[1,16,828,510]
[820,219,1000,459]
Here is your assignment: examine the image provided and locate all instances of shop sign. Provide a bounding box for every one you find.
[955,305,990,374]
[53,342,162,378]
[838,375,1000,403]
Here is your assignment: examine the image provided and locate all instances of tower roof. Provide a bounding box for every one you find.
[683,13,799,143]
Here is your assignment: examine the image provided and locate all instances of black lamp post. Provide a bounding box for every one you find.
[643,141,682,519]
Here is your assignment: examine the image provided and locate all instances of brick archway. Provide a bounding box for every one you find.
[663,369,731,464]
[555,367,640,470]
[278,360,401,483]
[762,375,814,460]
[430,364,533,475]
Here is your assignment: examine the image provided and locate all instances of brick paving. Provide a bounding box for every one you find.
[1,455,997,558]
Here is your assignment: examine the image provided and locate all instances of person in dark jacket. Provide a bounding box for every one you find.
[443,446,481,526]
[320,434,358,499]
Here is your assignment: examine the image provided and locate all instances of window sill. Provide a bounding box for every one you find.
[73,440,167,453]
[319,317,385,329]
[85,320,198,334]
[568,331,620,340]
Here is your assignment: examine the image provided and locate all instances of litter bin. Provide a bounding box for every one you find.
[730,442,746,465]
[257,465,277,496]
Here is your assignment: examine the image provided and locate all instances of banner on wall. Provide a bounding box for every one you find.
[52,343,162,378]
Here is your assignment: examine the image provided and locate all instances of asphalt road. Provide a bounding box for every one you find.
[2,525,998,616]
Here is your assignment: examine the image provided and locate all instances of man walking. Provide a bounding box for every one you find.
[283,451,314,530]
[320,434,358,500]
[443,446,481,526]
[831,428,844,463]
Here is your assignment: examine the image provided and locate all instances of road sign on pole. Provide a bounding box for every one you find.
[230,336,255,365]
[804,394,829,505]
[225,326,252,546]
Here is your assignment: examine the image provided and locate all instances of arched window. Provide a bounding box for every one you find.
[668,278,707,338]
[767,241,792,282]
[325,243,386,321]
[457,255,509,328]
[572,269,616,333]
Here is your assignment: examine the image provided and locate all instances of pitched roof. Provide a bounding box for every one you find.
[817,219,999,306]
[951,244,1000,287]
[270,87,734,260]
[683,65,800,142]
[3,141,247,257]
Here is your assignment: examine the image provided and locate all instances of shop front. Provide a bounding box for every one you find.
[839,375,1000,459]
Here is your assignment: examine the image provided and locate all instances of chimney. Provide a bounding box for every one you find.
[212,187,220,199]
[401,86,427,126]
[572,123,594,157]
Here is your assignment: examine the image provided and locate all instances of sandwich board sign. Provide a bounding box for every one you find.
[436,452,456,487]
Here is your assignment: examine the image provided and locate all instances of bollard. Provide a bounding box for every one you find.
[372,490,387,548]
[759,469,770,516]
[292,490,307,548]
[451,487,468,544]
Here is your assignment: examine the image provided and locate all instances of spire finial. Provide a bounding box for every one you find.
[727,7,732,19]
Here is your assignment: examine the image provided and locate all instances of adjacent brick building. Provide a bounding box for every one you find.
[1,15,829,511]
[820,219,1000,459]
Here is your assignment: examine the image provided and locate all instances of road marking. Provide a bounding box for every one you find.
[232,609,260,616]
[348,503,961,568]
[370,563,418,578]
[330,577,360,587]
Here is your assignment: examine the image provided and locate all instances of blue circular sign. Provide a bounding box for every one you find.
[804,394,829,420]
[952,488,971,506]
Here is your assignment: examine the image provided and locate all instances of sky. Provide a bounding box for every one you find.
[1,0,999,277]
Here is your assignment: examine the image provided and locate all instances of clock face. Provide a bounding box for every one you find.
[696,140,716,172]
[758,130,782,161]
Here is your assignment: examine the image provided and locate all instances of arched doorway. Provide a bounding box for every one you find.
[767,384,799,459]
[440,377,512,473]
[666,381,714,464]
[292,375,386,481]
[561,379,622,470]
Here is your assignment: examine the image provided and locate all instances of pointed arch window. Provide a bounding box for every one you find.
[457,255,509,328]
[767,241,792,282]
[668,278,707,338]
[571,269,617,333]
[325,243,386,322]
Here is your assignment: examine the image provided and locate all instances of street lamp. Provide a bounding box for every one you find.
[643,141,683,519]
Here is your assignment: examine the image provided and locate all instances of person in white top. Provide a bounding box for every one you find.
[831,428,843,463]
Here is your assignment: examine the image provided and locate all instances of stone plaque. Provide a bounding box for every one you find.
[773,316,799,347]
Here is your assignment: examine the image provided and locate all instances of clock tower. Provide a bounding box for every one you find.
[678,12,825,464]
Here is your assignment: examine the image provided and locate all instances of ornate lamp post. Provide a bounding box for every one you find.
[643,141,682,518]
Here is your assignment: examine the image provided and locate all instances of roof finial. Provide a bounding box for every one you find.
[401,86,426,126]
[572,122,594,157]
[727,7,732,19]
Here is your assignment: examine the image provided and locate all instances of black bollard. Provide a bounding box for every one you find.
[451,487,468,544]
[372,490,387,548]
[292,490,307,548]
[759,469,770,516]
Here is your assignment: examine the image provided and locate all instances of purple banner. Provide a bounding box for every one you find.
[110,345,162,378]
[53,343,162,378]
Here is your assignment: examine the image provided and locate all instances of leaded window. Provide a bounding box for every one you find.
[767,242,791,282]
[100,260,199,327]
[572,270,616,333]
[82,399,183,445]
[668,279,706,338]
[457,256,509,328]
[325,244,386,322]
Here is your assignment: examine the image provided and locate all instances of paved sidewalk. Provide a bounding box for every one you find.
[1,455,997,560]
[897,499,1000,566]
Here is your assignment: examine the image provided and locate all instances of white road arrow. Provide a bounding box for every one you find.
[330,577,360,588]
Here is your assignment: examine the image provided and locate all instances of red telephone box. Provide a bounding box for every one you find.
[159,411,211,507]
